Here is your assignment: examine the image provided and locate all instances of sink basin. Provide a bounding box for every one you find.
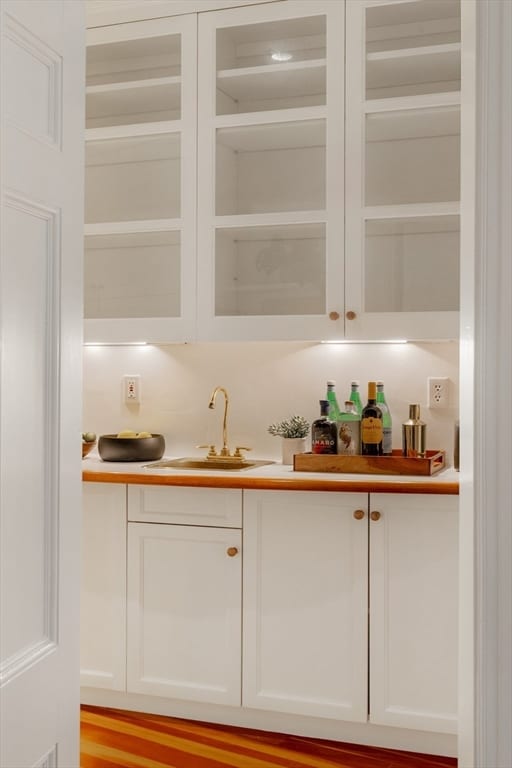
[144,457,275,471]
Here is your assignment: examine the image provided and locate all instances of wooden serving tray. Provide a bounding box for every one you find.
[293,449,446,476]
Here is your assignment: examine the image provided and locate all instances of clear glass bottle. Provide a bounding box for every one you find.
[376,381,392,455]
[326,380,341,422]
[312,400,337,454]
[349,380,363,416]
[338,400,361,455]
[361,381,383,455]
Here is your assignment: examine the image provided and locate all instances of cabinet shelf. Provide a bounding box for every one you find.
[86,76,181,128]
[85,219,181,237]
[364,91,460,115]
[366,105,459,143]
[366,43,460,98]
[86,120,181,143]
[363,202,460,220]
[217,59,326,105]
[213,211,326,229]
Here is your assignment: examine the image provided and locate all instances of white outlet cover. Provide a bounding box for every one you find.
[427,376,449,409]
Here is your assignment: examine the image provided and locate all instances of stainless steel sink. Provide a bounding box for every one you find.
[144,457,275,471]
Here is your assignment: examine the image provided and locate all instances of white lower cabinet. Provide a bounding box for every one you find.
[126,486,242,706]
[369,493,458,734]
[80,482,127,691]
[242,490,369,722]
[81,482,458,741]
[242,489,458,734]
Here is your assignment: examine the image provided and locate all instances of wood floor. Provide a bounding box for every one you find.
[80,706,457,768]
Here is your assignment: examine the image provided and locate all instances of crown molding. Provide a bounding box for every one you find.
[86,0,279,27]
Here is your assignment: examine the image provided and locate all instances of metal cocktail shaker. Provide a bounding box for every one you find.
[402,404,427,458]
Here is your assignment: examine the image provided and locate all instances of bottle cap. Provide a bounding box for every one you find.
[351,380,359,386]
[345,401,352,406]
[376,381,384,386]
[327,380,335,386]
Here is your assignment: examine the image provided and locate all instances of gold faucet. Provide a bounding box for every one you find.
[208,386,230,456]
[203,386,251,461]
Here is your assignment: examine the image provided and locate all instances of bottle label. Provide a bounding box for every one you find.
[361,416,383,445]
[312,425,337,454]
[337,420,360,455]
[382,426,392,455]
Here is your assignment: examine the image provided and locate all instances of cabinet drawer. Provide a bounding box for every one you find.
[128,485,242,527]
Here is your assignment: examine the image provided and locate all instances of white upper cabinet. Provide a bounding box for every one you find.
[84,16,197,343]
[84,0,464,343]
[197,0,345,341]
[345,0,461,340]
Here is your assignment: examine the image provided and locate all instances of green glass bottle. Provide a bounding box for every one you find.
[376,381,392,455]
[326,380,341,422]
[349,380,363,416]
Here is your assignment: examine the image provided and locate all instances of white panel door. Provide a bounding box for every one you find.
[369,493,458,734]
[127,522,242,705]
[243,490,368,721]
[0,1,84,766]
[80,483,126,691]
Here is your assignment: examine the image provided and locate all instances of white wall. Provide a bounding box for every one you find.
[83,340,459,464]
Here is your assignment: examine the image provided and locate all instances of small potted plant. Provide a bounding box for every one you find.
[268,415,310,465]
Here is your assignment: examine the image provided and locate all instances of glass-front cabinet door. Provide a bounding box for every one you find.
[345,0,462,340]
[84,16,197,343]
[197,0,345,341]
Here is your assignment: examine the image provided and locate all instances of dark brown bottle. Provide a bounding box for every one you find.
[361,381,383,455]
[311,400,337,454]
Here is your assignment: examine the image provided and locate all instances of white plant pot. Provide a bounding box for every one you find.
[281,437,307,466]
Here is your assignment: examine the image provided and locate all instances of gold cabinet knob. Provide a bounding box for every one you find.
[329,311,340,321]
[346,310,357,320]
[353,509,365,520]
[226,546,239,557]
[370,510,381,521]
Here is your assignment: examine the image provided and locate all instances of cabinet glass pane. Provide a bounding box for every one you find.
[85,134,181,223]
[216,16,326,114]
[364,216,459,312]
[216,120,325,215]
[215,223,325,316]
[86,34,182,127]
[365,107,460,206]
[366,0,460,99]
[85,231,180,319]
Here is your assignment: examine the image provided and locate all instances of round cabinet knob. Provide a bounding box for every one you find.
[353,509,365,520]
[370,510,381,522]
[346,310,357,320]
[226,546,239,557]
[329,311,340,321]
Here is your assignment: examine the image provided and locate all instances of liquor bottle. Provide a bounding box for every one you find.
[338,401,361,455]
[402,404,427,458]
[311,400,337,454]
[326,380,341,422]
[361,381,383,455]
[376,381,392,455]
[349,380,363,416]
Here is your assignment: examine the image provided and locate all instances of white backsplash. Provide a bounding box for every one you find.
[83,341,459,465]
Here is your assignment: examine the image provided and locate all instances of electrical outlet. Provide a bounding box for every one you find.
[427,377,449,409]
[123,375,141,404]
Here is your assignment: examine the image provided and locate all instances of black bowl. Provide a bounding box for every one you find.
[98,433,165,462]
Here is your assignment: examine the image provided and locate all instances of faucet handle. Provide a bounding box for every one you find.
[234,446,252,458]
[197,444,217,457]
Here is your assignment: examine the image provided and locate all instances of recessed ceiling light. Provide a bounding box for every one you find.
[271,51,292,62]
